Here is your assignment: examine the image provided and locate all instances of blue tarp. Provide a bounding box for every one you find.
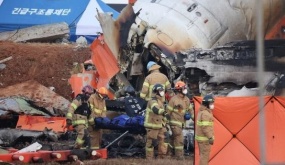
[0,0,122,43]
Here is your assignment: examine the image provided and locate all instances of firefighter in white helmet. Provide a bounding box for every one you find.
[140,61,171,102]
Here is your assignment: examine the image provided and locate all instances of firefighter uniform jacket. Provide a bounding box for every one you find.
[167,94,193,128]
[144,97,165,129]
[66,94,92,126]
[88,93,107,125]
[195,105,214,142]
[140,70,171,101]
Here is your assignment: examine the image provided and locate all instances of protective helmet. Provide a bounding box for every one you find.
[147,61,156,70]
[97,87,108,95]
[147,61,161,72]
[184,112,191,120]
[202,94,214,108]
[84,59,93,64]
[175,81,186,90]
[152,84,164,97]
[82,85,94,94]
[124,85,135,96]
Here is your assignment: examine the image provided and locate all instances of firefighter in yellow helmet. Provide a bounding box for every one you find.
[166,81,193,159]
[140,61,171,101]
[88,87,108,149]
[144,83,169,159]
[195,94,215,165]
[66,85,94,149]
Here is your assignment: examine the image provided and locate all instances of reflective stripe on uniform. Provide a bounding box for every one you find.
[174,146,184,150]
[140,92,147,98]
[165,81,170,87]
[94,108,102,115]
[197,121,213,126]
[73,119,87,125]
[170,120,183,127]
[143,81,150,87]
[91,146,99,150]
[70,103,78,110]
[167,105,174,111]
[66,112,72,119]
[151,103,164,114]
[146,147,153,152]
[195,135,214,141]
[90,104,94,109]
[147,84,155,99]
[144,122,163,129]
[76,137,84,144]
[88,118,94,124]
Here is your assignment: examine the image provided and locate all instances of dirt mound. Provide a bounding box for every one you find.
[0,41,91,100]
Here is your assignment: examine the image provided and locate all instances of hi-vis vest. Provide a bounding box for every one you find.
[167,95,192,128]
[195,105,214,142]
[144,98,165,129]
[140,70,171,101]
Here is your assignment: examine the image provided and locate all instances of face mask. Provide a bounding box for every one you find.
[182,89,188,95]
[159,91,165,97]
[209,104,214,110]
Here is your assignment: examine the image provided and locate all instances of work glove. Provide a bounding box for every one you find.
[208,137,214,145]
[66,119,72,126]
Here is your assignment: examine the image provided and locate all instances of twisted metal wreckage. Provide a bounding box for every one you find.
[1,0,285,163]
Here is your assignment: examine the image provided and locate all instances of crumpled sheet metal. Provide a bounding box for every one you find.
[96,4,136,60]
[0,80,70,115]
[0,97,49,116]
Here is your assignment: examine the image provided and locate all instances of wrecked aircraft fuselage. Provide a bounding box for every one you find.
[94,2,285,97]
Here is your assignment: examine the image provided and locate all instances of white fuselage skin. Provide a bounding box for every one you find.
[133,0,285,55]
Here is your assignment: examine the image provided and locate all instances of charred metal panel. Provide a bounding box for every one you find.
[180,40,285,96]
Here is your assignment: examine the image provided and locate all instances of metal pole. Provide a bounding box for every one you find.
[256,0,266,164]
[105,131,129,148]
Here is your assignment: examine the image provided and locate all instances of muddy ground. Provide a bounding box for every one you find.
[0,41,91,100]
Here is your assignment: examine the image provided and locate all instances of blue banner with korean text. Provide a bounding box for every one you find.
[0,0,89,32]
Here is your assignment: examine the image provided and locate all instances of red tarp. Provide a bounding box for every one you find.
[194,96,285,165]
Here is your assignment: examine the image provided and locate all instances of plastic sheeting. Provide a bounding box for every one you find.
[194,96,285,165]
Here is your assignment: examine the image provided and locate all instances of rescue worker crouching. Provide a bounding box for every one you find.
[166,81,194,159]
[66,85,94,149]
[88,87,108,150]
[140,61,171,102]
[195,94,215,165]
[119,85,146,117]
[144,83,169,159]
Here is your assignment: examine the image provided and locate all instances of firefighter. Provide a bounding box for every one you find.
[88,87,108,150]
[195,94,215,165]
[66,85,94,149]
[140,61,171,102]
[167,81,193,159]
[121,85,146,117]
[144,83,169,159]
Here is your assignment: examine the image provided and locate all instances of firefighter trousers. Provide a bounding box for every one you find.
[88,126,102,149]
[198,141,211,165]
[74,124,90,149]
[145,128,167,159]
[170,125,184,158]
